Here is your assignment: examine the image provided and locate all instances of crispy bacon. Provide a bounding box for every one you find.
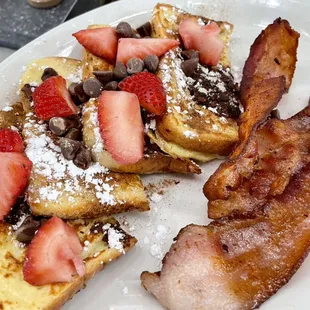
[204,19,299,219]
[205,104,310,219]
[240,18,299,106]
[142,163,310,309]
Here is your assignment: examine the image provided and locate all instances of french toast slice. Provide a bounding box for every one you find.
[147,3,239,161]
[20,57,149,219]
[81,24,201,174]
[0,216,136,310]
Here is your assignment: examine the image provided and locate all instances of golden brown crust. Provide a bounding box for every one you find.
[240,18,299,105]
[81,25,202,173]
[82,99,201,174]
[0,218,136,310]
[20,57,149,219]
[150,3,239,159]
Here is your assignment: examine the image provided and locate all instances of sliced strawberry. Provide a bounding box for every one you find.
[179,19,225,66]
[33,76,79,121]
[98,91,144,164]
[116,38,179,64]
[73,27,118,62]
[119,72,166,115]
[0,152,32,220]
[0,129,24,153]
[23,217,85,286]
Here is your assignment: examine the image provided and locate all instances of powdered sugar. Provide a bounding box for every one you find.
[23,113,116,206]
[102,223,125,254]
[1,106,13,112]
[83,101,104,153]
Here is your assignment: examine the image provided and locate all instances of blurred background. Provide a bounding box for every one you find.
[0,0,118,62]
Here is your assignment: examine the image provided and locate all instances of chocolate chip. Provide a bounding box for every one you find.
[270,109,280,119]
[41,67,58,81]
[15,216,40,244]
[127,58,144,75]
[93,71,114,85]
[75,82,90,103]
[83,78,103,98]
[68,82,78,96]
[181,58,199,76]
[21,84,33,99]
[104,81,118,91]
[181,50,199,60]
[116,22,133,38]
[136,22,152,37]
[73,146,91,170]
[49,117,73,136]
[114,62,128,80]
[144,55,159,73]
[60,138,81,160]
[65,128,82,141]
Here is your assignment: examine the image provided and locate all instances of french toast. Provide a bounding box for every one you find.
[0,216,136,310]
[81,24,201,174]
[147,3,240,161]
[19,57,149,219]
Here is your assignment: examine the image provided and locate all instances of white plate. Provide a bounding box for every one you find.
[1,0,310,309]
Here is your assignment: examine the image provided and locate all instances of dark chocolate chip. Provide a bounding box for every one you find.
[93,71,114,85]
[136,22,152,37]
[41,67,58,81]
[104,81,118,91]
[73,146,91,170]
[270,109,280,119]
[60,138,81,160]
[49,117,75,136]
[127,58,144,75]
[83,78,103,98]
[65,128,82,141]
[181,58,199,76]
[181,50,199,60]
[15,216,41,244]
[116,21,133,38]
[21,84,33,99]
[68,82,78,96]
[75,82,90,103]
[114,62,128,80]
[144,55,159,73]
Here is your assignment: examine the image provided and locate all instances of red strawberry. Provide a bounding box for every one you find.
[0,152,32,220]
[23,217,85,286]
[116,38,179,64]
[98,91,144,165]
[0,129,24,153]
[179,19,225,66]
[73,27,118,62]
[33,76,79,121]
[119,72,166,115]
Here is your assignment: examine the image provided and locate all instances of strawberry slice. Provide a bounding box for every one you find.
[116,38,179,64]
[0,129,24,153]
[0,152,32,220]
[98,91,144,165]
[73,27,118,62]
[33,76,79,121]
[179,19,225,66]
[119,72,166,115]
[23,217,85,286]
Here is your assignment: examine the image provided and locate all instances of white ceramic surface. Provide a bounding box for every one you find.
[1,0,310,309]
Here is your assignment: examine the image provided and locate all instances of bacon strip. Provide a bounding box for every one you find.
[142,163,310,309]
[204,19,299,219]
[240,18,299,106]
